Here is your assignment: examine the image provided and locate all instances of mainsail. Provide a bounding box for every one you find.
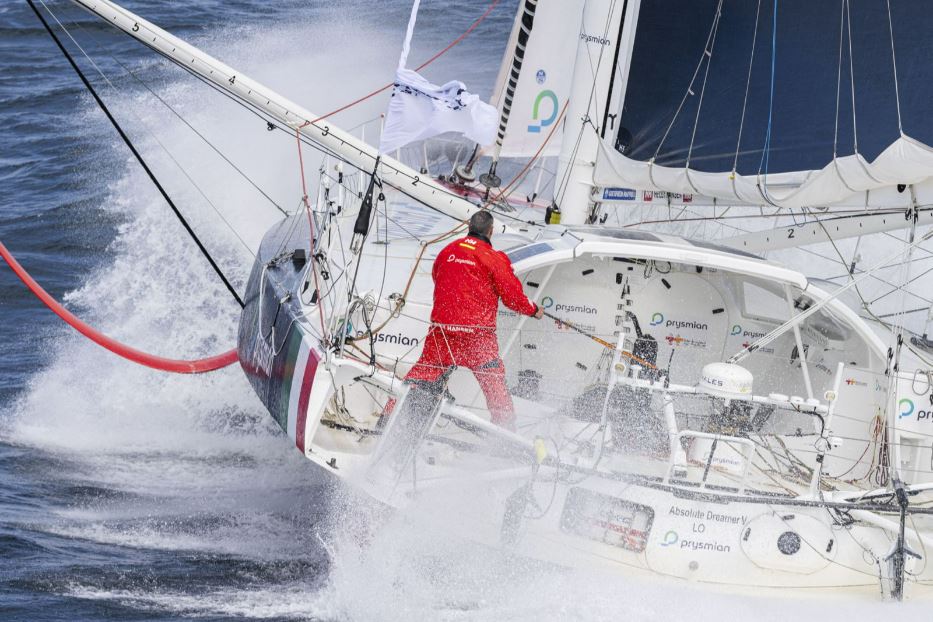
[594,0,933,208]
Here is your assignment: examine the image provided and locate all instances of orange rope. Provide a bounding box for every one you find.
[295,129,329,342]
[300,0,501,128]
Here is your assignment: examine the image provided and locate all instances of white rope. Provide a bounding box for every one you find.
[684,0,724,195]
[651,1,722,164]
[731,0,762,180]
[885,0,904,135]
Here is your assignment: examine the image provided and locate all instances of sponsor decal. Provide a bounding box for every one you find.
[899,398,915,419]
[541,296,597,315]
[845,378,867,387]
[374,332,420,347]
[579,32,611,46]
[528,89,559,134]
[641,190,694,203]
[535,69,546,85]
[730,324,741,336]
[666,319,708,331]
[665,334,707,348]
[898,398,933,421]
[813,362,834,375]
[602,187,637,201]
[447,254,476,266]
[670,506,748,525]
[657,529,730,553]
[560,488,654,553]
[650,312,708,331]
[556,320,597,333]
[250,332,274,376]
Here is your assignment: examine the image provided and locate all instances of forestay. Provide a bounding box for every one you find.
[595,0,933,208]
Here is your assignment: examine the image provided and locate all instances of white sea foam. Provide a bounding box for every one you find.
[6,4,933,621]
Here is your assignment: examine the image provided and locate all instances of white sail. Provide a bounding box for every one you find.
[488,0,584,158]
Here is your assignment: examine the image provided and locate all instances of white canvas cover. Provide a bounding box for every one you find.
[594,135,933,209]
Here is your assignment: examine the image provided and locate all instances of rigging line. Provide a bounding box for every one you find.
[732,0,763,175]
[684,0,723,173]
[295,129,330,341]
[90,1,532,232]
[884,0,904,135]
[27,0,244,308]
[39,2,287,217]
[121,25,528,227]
[832,0,844,158]
[554,0,617,207]
[38,1,258,258]
[298,0,501,128]
[730,226,933,364]
[757,0,778,177]
[652,0,722,164]
[844,0,859,156]
[488,101,569,209]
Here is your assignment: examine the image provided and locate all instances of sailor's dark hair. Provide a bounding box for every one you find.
[468,210,494,237]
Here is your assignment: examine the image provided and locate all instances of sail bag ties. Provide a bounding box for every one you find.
[378,0,497,154]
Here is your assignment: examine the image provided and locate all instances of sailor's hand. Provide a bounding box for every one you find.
[533,305,544,319]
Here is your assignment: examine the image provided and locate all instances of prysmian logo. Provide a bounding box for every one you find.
[898,398,932,421]
[375,332,420,347]
[730,324,741,336]
[666,319,708,331]
[556,303,597,315]
[528,89,558,134]
[650,312,664,326]
[580,33,611,45]
[543,296,596,315]
[660,530,678,547]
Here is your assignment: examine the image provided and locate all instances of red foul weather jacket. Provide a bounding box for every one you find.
[430,233,538,328]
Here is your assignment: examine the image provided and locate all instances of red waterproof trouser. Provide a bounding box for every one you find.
[388,325,514,426]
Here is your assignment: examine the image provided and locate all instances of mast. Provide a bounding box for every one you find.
[69,0,489,227]
[555,0,632,224]
[476,0,539,190]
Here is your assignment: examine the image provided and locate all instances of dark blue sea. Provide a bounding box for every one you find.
[4,1,932,620]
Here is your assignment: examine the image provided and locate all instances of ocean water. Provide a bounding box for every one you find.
[2,1,932,621]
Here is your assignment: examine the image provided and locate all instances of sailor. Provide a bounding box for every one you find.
[385,210,543,429]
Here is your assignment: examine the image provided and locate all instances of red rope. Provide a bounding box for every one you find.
[301,0,501,127]
[0,240,237,374]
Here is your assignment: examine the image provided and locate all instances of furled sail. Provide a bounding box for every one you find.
[488,0,584,158]
[594,0,933,208]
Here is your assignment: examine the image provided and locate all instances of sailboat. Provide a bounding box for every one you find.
[20,0,933,601]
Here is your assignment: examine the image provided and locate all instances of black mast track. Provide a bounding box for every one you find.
[601,0,629,139]
[27,0,245,309]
